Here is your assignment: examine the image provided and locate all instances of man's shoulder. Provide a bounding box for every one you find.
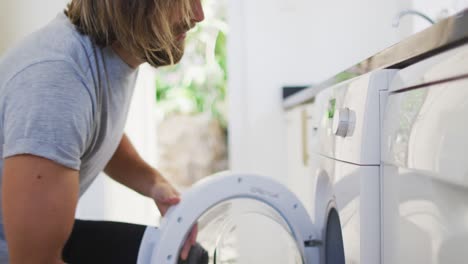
[0,13,95,88]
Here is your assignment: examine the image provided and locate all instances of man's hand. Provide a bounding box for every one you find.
[104,134,198,260]
[151,177,180,215]
[150,175,198,260]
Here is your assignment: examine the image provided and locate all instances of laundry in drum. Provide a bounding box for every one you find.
[178,243,209,264]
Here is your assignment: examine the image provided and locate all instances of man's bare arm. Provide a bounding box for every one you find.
[2,155,79,264]
[105,134,197,260]
[104,134,170,199]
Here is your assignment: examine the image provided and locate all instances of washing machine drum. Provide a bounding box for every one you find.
[137,173,322,264]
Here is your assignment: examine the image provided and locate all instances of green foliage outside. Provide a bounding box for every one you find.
[155,0,228,129]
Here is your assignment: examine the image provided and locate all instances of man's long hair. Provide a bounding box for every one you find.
[65,0,194,67]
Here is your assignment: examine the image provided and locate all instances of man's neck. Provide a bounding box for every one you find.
[111,43,143,69]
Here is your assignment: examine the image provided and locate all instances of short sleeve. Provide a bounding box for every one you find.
[2,61,94,170]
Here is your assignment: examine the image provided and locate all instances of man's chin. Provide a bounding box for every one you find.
[146,49,185,68]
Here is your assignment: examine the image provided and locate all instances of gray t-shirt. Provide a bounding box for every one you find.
[0,13,138,260]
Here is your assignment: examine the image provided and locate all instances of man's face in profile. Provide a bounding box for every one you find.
[147,0,205,67]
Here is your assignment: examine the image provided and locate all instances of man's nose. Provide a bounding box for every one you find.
[191,0,205,23]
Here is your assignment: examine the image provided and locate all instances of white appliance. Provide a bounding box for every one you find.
[309,70,397,264]
[381,44,468,264]
[136,70,397,264]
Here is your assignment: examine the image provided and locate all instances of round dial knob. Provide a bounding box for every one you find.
[332,108,353,137]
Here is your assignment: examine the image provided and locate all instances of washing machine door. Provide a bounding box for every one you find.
[139,172,322,264]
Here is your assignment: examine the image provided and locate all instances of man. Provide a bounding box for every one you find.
[0,0,206,263]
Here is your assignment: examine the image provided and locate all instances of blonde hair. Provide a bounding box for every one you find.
[65,0,194,66]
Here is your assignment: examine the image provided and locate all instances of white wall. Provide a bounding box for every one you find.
[410,0,468,33]
[227,0,402,183]
[0,0,69,53]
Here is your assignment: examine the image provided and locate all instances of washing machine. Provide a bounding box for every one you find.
[381,44,468,264]
[309,69,397,264]
[136,70,396,264]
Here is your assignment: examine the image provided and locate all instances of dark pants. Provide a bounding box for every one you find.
[62,220,208,264]
[62,220,146,264]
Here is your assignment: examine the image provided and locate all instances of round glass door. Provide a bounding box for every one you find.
[145,173,321,264]
[195,198,304,264]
